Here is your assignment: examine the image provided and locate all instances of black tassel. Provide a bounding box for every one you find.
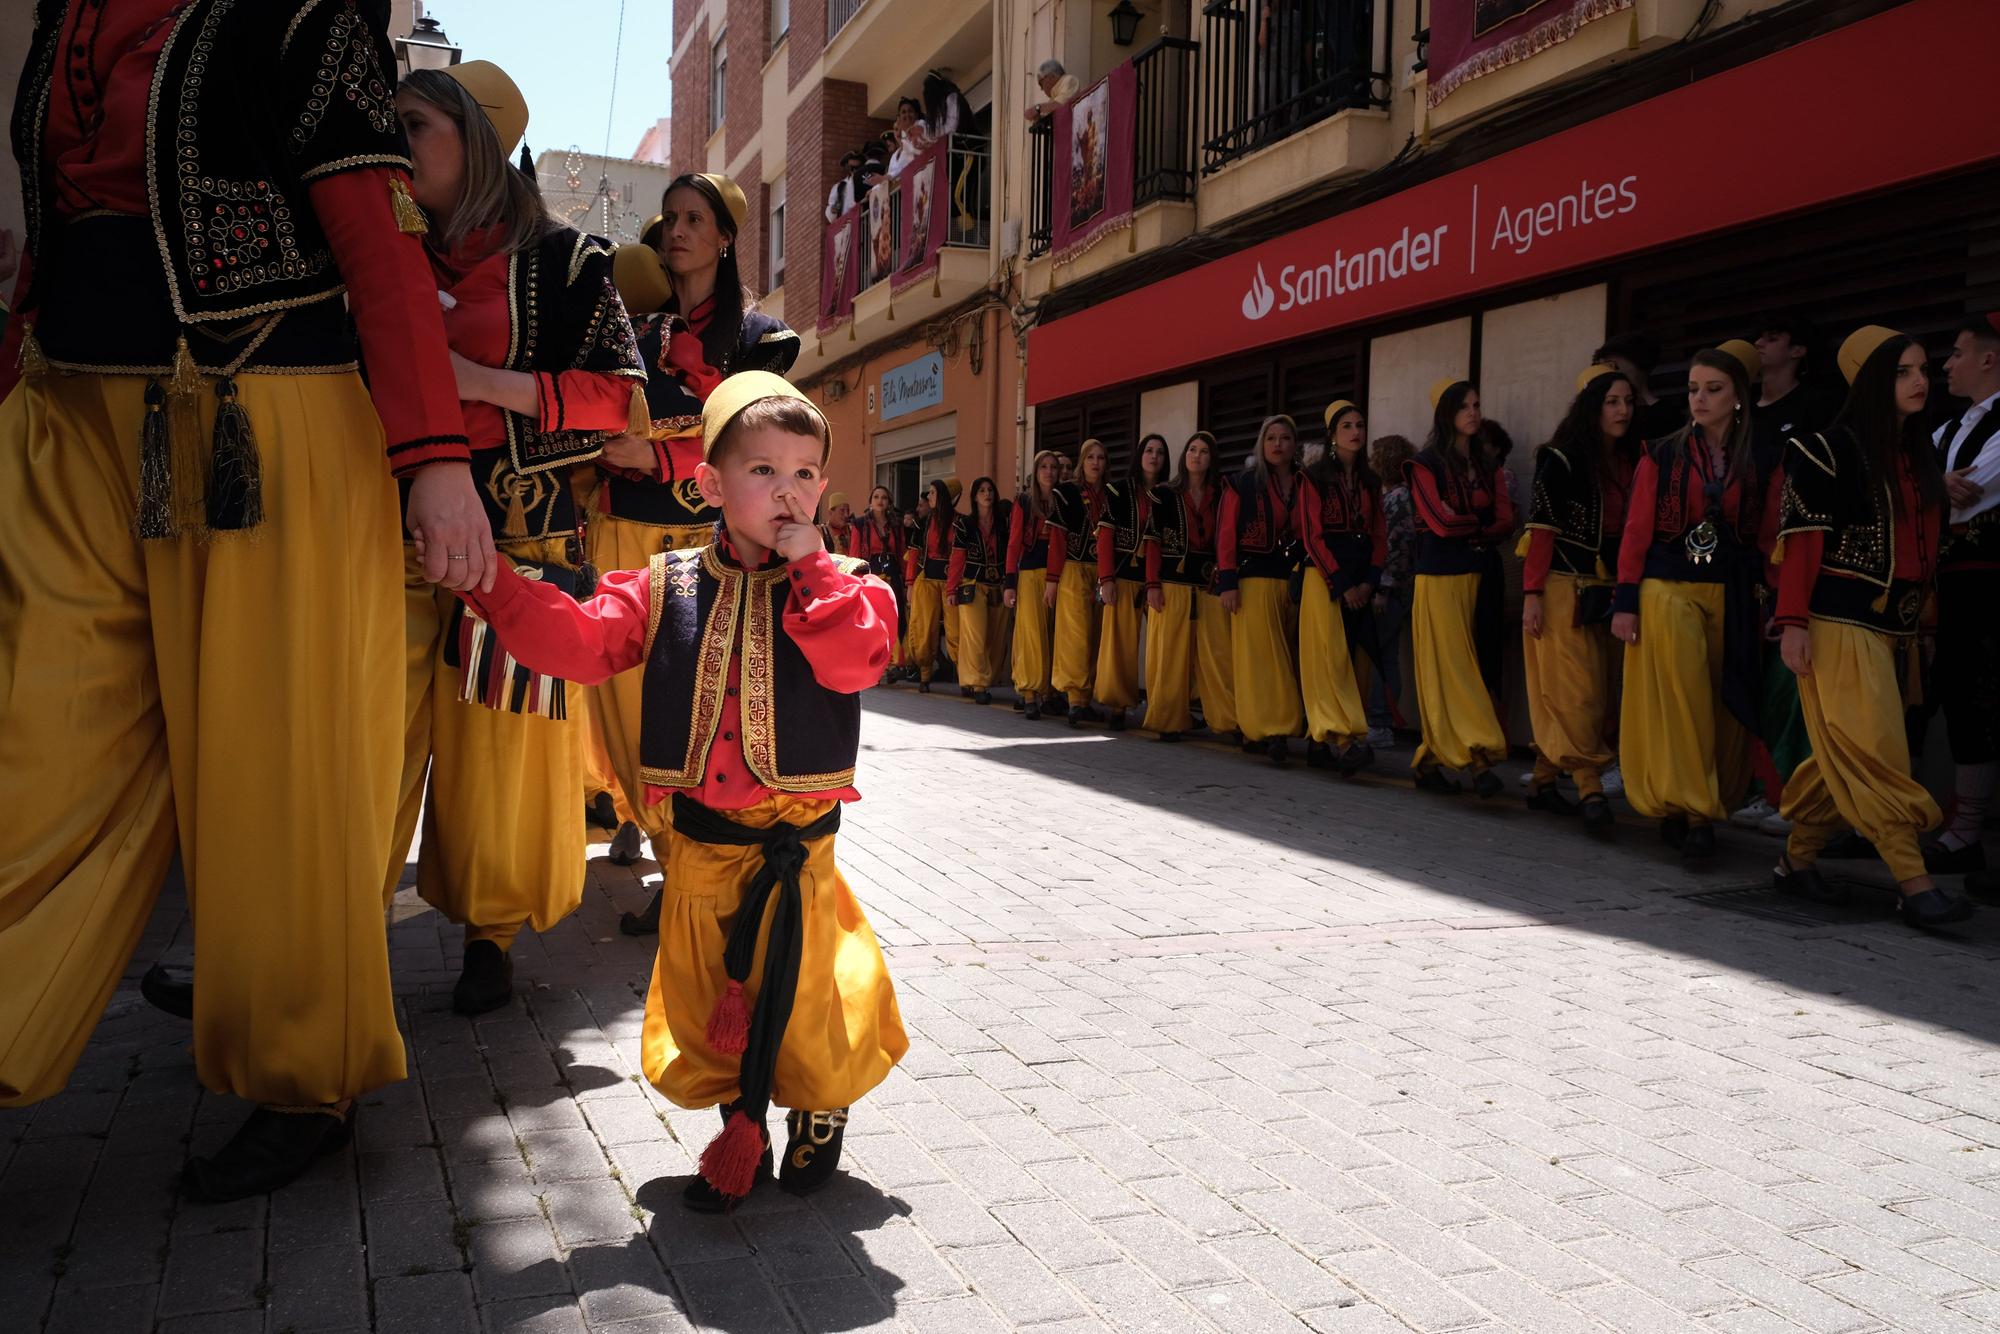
[135,379,178,540]
[518,142,534,175]
[206,375,264,532]
[574,561,600,599]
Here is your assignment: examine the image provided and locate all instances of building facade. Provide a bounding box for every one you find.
[533,151,676,247]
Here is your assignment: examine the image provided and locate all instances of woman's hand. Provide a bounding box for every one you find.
[1097,579,1115,606]
[600,433,657,473]
[449,350,491,403]
[1343,581,1373,610]
[1612,611,1639,645]
[1220,589,1241,615]
[1043,581,1059,610]
[1781,624,1812,677]
[1522,594,1545,640]
[1146,585,1165,613]
[1003,588,1017,609]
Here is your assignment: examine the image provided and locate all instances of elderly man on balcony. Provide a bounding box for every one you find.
[1024,58,1082,121]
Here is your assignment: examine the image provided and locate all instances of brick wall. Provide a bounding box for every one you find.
[787,0,823,90]
[669,16,707,171]
[781,79,888,336]
[734,150,764,295]
[723,0,766,164]
[673,0,698,49]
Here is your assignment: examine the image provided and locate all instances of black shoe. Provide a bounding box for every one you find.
[140,962,194,1020]
[452,940,514,1016]
[1268,737,1289,767]
[961,685,974,698]
[1010,696,1025,712]
[1900,887,1976,930]
[607,821,645,867]
[1965,870,2000,905]
[1047,699,1069,720]
[1107,711,1127,732]
[1415,767,1463,796]
[1305,741,1337,771]
[1024,700,1041,721]
[1524,785,1576,817]
[1922,841,1987,876]
[973,690,992,705]
[619,887,663,936]
[683,1106,772,1213]
[1156,730,1182,743]
[1773,861,1849,905]
[1580,794,1615,836]
[1822,831,1877,860]
[1471,770,1504,801]
[1660,815,1689,849]
[1681,822,1717,861]
[1240,736,1262,754]
[585,792,619,830]
[183,1106,352,1203]
[1336,744,1374,777]
[779,1108,849,1197]
[917,681,932,694]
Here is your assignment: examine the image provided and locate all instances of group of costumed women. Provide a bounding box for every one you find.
[1,13,905,1215]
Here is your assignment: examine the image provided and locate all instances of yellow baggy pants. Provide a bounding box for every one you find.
[1523,573,1616,797]
[1195,591,1238,735]
[1052,563,1101,707]
[1011,569,1054,702]
[1618,579,1751,824]
[1094,578,1145,710]
[1142,584,1195,734]
[1299,567,1369,748]
[1411,572,1508,773]
[1232,576,1303,743]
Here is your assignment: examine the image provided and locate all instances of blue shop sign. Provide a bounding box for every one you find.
[881,351,944,423]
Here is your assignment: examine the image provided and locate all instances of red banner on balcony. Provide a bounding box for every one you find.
[864,181,897,291]
[818,206,861,333]
[893,141,950,295]
[1051,60,1137,267]
[1428,0,1634,108]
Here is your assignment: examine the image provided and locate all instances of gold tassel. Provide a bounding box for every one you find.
[134,379,178,540]
[627,385,650,435]
[1513,530,1532,558]
[206,375,264,531]
[17,323,48,378]
[502,486,530,540]
[168,334,200,401]
[1870,583,1890,613]
[389,176,429,235]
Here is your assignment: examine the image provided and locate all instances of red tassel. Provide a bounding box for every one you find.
[705,981,750,1055]
[698,1110,765,1201]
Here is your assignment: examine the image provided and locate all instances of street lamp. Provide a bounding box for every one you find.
[396,15,461,72]
[1108,0,1144,46]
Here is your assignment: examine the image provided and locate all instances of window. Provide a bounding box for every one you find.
[769,0,789,46]
[768,177,787,289]
[709,34,727,136]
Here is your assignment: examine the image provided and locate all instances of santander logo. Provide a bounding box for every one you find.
[1240,264,1276,321]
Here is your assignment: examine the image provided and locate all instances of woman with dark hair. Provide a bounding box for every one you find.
[1142,433,1223,740]
[1295,401,1383,775]
[594,171,800,889]
[1771,328,1973,927]
[389,65,648,1008]
[1005,450,1064,718]
[948,477,1010,704]
[1095,434,1171,729]
[853,485,909,680]
[1218,416,1306,764]
[1406,380,1515,797]
[1048,441,1110,725]
[922,71,972,143]
[1611,347,1766,860]
[1520,365,1639,833]
[903,478,961,692]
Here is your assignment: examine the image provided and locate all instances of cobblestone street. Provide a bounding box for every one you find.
[6,688,2000,1333]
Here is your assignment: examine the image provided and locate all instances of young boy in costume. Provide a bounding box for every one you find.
[448,370,907,1209]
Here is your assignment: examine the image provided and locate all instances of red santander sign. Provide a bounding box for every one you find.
[1028,0,1999,405]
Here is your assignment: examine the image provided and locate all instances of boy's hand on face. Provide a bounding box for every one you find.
[774,490,825,563]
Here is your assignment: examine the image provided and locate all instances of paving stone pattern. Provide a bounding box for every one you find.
[6,689,2000,1332]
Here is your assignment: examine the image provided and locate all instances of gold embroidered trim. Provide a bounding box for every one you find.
[645,551,670,657]
[1789,433,1837,478]
[299,152,413,182]
[758,329,800,345]
[41,358,358,377]
[740,563,858,793]
[280,0,325,57]
[640,547,739,787]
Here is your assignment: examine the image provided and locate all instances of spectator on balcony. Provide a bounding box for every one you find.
[824,149,864,223]
[1024,59,1081,122]
[924,70,971,144]
[889,98,929,175]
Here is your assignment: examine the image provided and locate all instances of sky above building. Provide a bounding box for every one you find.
[426,0,673,163]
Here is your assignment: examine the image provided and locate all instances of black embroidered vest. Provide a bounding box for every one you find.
[1224,469,1300,583]
[1408,448,1498,577]
[1051,482,1103,565]
[1778,427,1935,635]
[953,511,1006,586]
[1525,444,1630,579]
[637,546,864,792]
[1146,487,1213,588]
[1100,481,1152,580]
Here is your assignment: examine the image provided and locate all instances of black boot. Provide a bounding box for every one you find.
[452,940,514,1016]
[917,680,932,694]
[1336,743,1375,778]
[1305,740,1337,770]
[778,1108,849,1197]
[1023,698,1042,721]
[1900,887,1976,929]
[585,792,619,830]
[607,821,645,866]
[1524,785,1576,816]
[1156,730,1182,743]
[1773,860,1849,905]
[1579,794,1615,837]
[683,1104,772,1213]
[141,962,195,1020]
[973,689,992,705]
[1471,769,1505,800]
[1107,710,1127,732]
[1267,737,1289,767]
[1659,815,1689,849]
[183,1105,352,1203]
[1681,822,1717,861]
[1414,766,1462,796]
[619,887,663,936]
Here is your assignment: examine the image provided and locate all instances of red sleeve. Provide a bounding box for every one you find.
[1408,466,1478,538]
[1046,511,1068,580]
[536,369,637,435]
[459,564,650,684]
[1217,487,1241,570]
[902,543,919,583]
[1522,529,1555,595]
[0,250,32,404]
[1612,454,1660,615]
[1773,530,1823,629]
[946,544,967,600]
[1144,539,1161,586]
[1296,476,1335,576]
[783,553,897,692]
[1095,524,1116,582]
[1005,504,1027,576]
[308,169,471,475]
[1483,474,1518,541]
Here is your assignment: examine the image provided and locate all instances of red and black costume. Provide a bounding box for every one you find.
[1404,448,1514,688]
[1215,470,1301,591]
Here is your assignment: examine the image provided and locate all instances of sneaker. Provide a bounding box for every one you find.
[1730,796,1777,829]
[1517,770,1535,788]
[1598,763,1624,797]
[1758,812,1793,838]
[1366,726,1395,748]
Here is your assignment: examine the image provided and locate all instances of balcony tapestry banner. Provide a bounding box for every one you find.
[1427,0,1635,108]
[865,181,897,291]
[818,205,861,334]
[893,140,950,295]
[1050,60,1137,267]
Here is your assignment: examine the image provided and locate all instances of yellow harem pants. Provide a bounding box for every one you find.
[0,372,406,1107]
[387,537,587,949]
[1011,569,1054,702]
[1142,584,1196,733]
[1619,579,1751,824]
[956,586,1005,690]
[1523,573,1616,797]
[1299,567,1369,748]
[1095,577,1145,709]
[1781,619,1938,882]
[1232,576,1303,743]
[905,574,947,683]
[586,512,708,838]
[643,795,907,1110]
[1052,562,1101,707]
[1196,591,1238,734]
[1411,572,1508,773]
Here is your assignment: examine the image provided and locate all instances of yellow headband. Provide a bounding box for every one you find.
[1575,362,1622,393]
[825,492,850,511]
[1429,377,1466,410]
[441,60,529,158]
[611,243,672,316]
[1716,339,1761,386]
[1838,325,1902,385]
[1322,399,1360,432]
[701,371,827,460]
[638,213,664,249]
[694,173,750,232]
